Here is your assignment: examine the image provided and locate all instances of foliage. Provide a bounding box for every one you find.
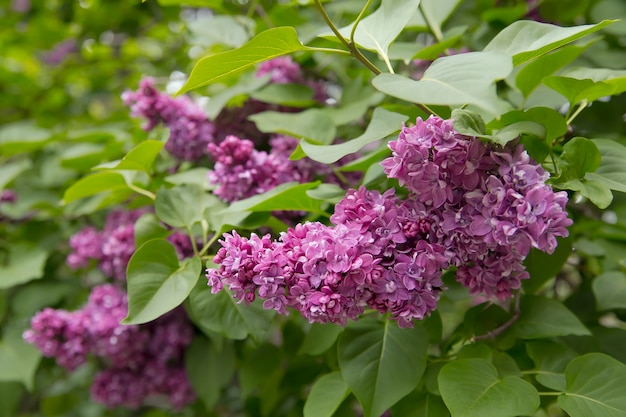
[2,0,626,416]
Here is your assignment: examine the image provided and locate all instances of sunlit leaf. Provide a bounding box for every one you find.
[544,68,626,105]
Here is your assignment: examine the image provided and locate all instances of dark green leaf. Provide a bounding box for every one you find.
[250,83,316,107]
[451,109,487,136]
[523,236,573,293]
[586,139,626,194]
[124,239,202,324]
[511,295,591,339]
[338,318,428,417]
[178,27,312,94]
[487,107,567,144]
[299,323,344,356]
[557,178,613,209]
[300,108,407,164]
[439,358,539,417]
[526,340,577,391]
[303,372,350,417]
[0,159,32,191]
[134,213,169,249]
[559,353,626,417]
[593,271,626,311]
[391,391,450,417]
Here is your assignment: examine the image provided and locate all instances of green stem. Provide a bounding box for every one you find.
[538,392,562,396]
[566,100,588,126]
[186,226,199,256]
[313,0,382,75]
[350,0,374,43]
[127,183,156,200]
[199,232,220,258]
[307,47,352,56]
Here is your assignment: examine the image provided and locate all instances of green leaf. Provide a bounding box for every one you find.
[484,20,617,66]
[559,353,626,417]
[185,335,235,411]
[299,323,344,356]
[0,329,41,390]
[526,340,577,391]
[330,0,422,63]
[155,184,220,229]
[586,139,626,194]
[0,121,51,156]
[593,271,626,311]
[249,109,336,145]
[439,358,539,417]
[304,372,350,417]
[372,52,513,116]
[250,83,316,107]
[338,318,428,417]
[516,44,590,98]
[300,108,407,164]
[408,0,462,30]
[62,171,130,204]
[544,68,626,105]
[204,73,270,119]
[178,27,311,94]
[451,109,487,136]
[511,295,591,339]
[133,213,169,249]
[557,178,613,209]
[0,243,48,290]
[124,239,201,325]
[391,391,450,417]
[487,107,567,144]
[107,140,164,172]
[187,14,252,49]
[221,181,324,214]
[164,167,212,190]
[0,159,32,191]
[187,279,274,341]
[523,236,573,294]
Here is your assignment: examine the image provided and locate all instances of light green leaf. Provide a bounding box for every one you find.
[439,358,539,417]
[451,109,487,136]
[187,280,274,341]
[63,171,130,204]
[204,73,270,119]
[124,239,201,325]
[300,108,407,164]
[593,271,626,311]
[372,52,513,115]
[107,140,164,172]
[0,328,41,390]
[408,0,462,30]
[250,83,315,107]
[249,109,336,144]
[330,0,422,64]
[487,107,567,144]
[0,243,48,290]
[559,353,626,417]
[560,137,602,180]
[484,20,617,66]
[516,44,590,98]
[338,318,428,417]
[511,295,591,339]
[164,167,212,190]
[221,181,324,214]
[0,159,31,191]
[178,27,311,94]
[187,15,252,49]
[544,68,626,104]
[0,121,51,156]
[587,139,626,194]
[557,178,613,209]
[526,340,578,391]
[185,335,235,411]
[155,184,220,229]
[304,372,350,417]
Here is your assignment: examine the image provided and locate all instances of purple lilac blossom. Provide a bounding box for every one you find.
[122,78,215,162]
[382,115,572,299]
[24,284,195,410]
[208,187,448,328]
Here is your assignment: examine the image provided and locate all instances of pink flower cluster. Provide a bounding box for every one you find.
[207,134,352,203]
[67,209,195,281]
[24,285,195,409]
[122,78,215,161]
[207,187,448,328]
[382,115,572,299]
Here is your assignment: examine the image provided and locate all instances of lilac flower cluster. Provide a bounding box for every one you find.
[207,134,353,203]
[122,78,215,161]
[24,284,195,410]
[382,115,572,299]
[256,56,328,102]
[207,187,448,327]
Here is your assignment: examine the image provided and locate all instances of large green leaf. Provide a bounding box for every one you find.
[106,140,164,172]
[587,139,626,194]
[303,372,350,417]
[372,52,513,115]
[558,353,626,417]
[523,237,573,294]
[526,340,578,391]
[391,391,450,417]
[249,109,336,145]
[185,335,235,411]
[408,0,462,31]
[300,108,407,163]
[220,181,324,214]
[0,159,31,191]
[187,279,274,341]
[124,239,202,325]
[299,322,344,356]
[511,295,591,339]
[338,318,428,417]
[544,68,626,105]
[484,20,616,66]
[486,106,567,145]
[593,271,626,311]
[439,358,539,417]
[178,27,311,94]
[329,0,422,64]
[0,243,48,290]
[155,184,220,230]
[0,121,52,156]
[0,328,41,390]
